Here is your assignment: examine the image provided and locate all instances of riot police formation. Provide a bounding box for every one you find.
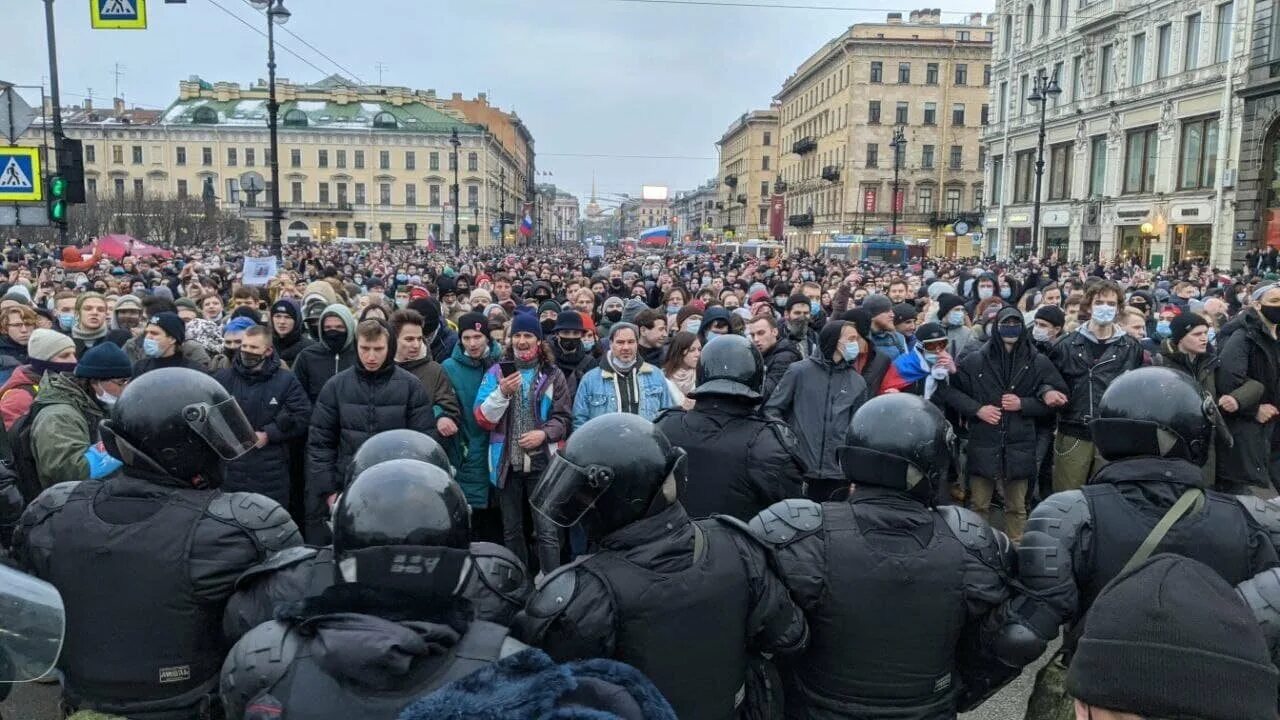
[223,429,530,643]
[1005,367,1280,716]
[515,413,810,720]
[655,333,806,520]
[12,367,302,719]
[750,393,1027,720]
[219,458,528,719]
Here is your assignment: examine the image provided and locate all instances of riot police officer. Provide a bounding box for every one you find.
[12,367,302,719]
[516,413,809,720]
[749,393,1024,719]
[1005,367,1280,717]
[224,429,530,643]
[221,458,527,720]
[655,333,805,521]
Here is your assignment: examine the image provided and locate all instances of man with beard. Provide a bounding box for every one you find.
[572,323,674,429]
[783,295,820,359]
[270,298,315,367]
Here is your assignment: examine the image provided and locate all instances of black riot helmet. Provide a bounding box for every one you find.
[532,414,686,540]
[837,393,952,502]
[689,333,764,401]
[1090,366,1215,468]
[347,429,452,488]
[332,459,471,593]
[101,367,257,489]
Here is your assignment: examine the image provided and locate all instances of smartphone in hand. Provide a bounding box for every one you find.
[499,360,517,377]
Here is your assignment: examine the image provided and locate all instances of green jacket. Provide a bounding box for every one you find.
[441,340,501,508]
[30,373,105,489]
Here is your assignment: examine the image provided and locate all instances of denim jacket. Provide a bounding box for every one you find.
[572,361,674,430]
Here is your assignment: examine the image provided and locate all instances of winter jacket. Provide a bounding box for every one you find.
[213,353,312,506]
[945,309,1066,482]
[430,325,460,364]
[1154,341,1223,489]
[0,335,27,386]
[548,340,593,398]
[271,301,316,365]
[292,304,357,403]
[123,334,212,371]
[1215,308,1280,493]
[761,338,802,401]
[854,347,893,398]
[131,349,204,378]
[398,354,462,424]
[868,329,908,360]
[0,364,40,431]
[1047,324,1145,438]
[29,372,105,489]
[442,341,503,509]
[572,361,674,430]
[763,355,869,481]
[474,358,572,490]
[306,348,436,537]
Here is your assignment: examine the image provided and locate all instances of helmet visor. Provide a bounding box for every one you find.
[183,396,258,460]
[0,566,65,683]
[530,454,615,528]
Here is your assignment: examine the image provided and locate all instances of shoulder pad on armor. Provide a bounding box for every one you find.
[1238,568,1280,644]
[19,481,80,525]
[937,505,1011,571]
[220,620,300,716]
[653,407,686,425]
[207,491,303,552]
[748,499,823,545]
[525,564,579,620]
[233,545,319,591]
[468,541,531,598]
[1237,496,1280,549]
[1023,489,1091,541]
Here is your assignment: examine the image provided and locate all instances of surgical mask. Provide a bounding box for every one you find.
[1032,327,1052,343]
[610,351,637,371]
[924,351,939,365]
[1238,292,1248,303]
[96,390,118,407]
[999,287,1011,299]
[978,287,993,300]
[842,341,860,362]
[1207,328,1217,344]
[582,338,596,351]
[58,313,74,331]
[946,309,965,326]
[809,300,821,317]
[239,350,266,368]
[1091,305,1117,325]
[142,337,164,358]
[396,273,408,283]
[666,305,680,315]
[684,320,701,334]
[1155,320,1171,337]
[775,296,787,307]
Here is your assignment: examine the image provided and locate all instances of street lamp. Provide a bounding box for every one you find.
[1027,69,1062,258]
[890,125,906,239]
[248,0,290,261]
[449,127,461,251]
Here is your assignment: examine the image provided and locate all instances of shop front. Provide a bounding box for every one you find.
[1167,201,1215,267]
[1041,209,1070,258]
[1005,212,1031,257]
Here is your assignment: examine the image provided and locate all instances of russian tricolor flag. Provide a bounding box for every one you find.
[520,203,533,237]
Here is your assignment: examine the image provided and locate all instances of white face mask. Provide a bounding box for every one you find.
[96,390,118,407]
[1032,326,1052,343]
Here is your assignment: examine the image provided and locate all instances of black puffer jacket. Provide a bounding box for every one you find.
[291,305,356,403]
[1216,308,1280,493]
[270,300,316,366]
[305,331,435,541]
[656,397,805,521]
[1047,324,1144,437]
[947,308,1066,482]
[213,353,312,506]
[761,338,802,401]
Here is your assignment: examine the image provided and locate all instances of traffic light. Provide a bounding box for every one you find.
[48,175,67,225]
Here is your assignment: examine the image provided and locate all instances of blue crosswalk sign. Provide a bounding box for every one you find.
[0,148,41,203]
[92,0,148,29]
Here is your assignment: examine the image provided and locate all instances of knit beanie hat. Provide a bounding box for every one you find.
[937,293,967,318]
[147,311,186,345]
[839,309,872,341]
[675,305,702,329]
[114,295,142,314]
[862,294,893,318]
[1169,312,1209,346]
[409,298,443,334]
[1034,305,1066,329]
[1066,554,1278,720]
[785,294,810,312]
[2,285,31,307]
[74,342,132,380]
[175,297,199,314]
[456,312,490,340]
[621,297,648,325]
[539,300,562,317]
[27,328,74,362]
[510,309,543,340]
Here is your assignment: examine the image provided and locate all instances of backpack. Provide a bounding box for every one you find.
[8,403,49,506]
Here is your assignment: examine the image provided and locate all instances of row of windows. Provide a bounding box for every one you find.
[780,141,986,186]
[990,116,1220,204]
[791,183,984,218]
[867,101,989,126]
[86,144,482,173]
[1004,0,1232,64]
[868,61,992,87]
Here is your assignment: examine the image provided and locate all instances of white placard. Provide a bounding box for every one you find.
[241,256,278,285]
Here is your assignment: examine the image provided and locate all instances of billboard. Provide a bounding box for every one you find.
[641,185,669,201]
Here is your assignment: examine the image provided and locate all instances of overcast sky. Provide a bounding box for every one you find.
[7,0,979,206]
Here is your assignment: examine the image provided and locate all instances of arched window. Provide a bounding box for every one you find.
[1042,0,1051,34]
[1025,4,1035,45]
[1003,15,1013,51]
[372,112,397,129]
[283,109,308,127]
[192,106,218,125]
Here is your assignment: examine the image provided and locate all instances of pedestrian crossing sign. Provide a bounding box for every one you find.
[0,148,42,203]
[91,0,148,29]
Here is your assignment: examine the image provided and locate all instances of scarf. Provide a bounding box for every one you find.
[71,323,108,343]
[609,354,640,415]
[669,367,696,395]
[509,358,540,472]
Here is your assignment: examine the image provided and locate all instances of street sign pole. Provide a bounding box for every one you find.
[43,0,67,244]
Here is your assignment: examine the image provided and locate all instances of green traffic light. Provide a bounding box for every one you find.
[50,200,67,222]
[50,176,66,198]
[48,175,67,224]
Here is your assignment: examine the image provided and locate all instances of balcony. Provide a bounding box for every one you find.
[792,137,817,155]
[821,165,841,182]
[724,174,739,188]
[788,213,814,227]
[281,201,357,215]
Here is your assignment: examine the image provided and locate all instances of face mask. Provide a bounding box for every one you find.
[978,287,993,300]
[809,300,821,317]
[240,350,265,368]
[96,390,118,407]
[1207,328,1217,344]
[775,296,787,307]
[610,351,637,371]
[605,310,622,322]
[1238,292,1248,303]
[1091,305,1117,325]
[946,309,965,326]
[997,324,1023,339]
[540,319,557,335]
[1261,305,1280,324]
[999,287,1011,299]
[1032,326,1052,343]
[924,351,939,365]
[142,337,164,358]
[322,329,347,351]
[684,320,701,334]
[842,341,860,363]
[396,273,408,283]
[58,313,74,330]
[666,305,680,315]
[1155,320,1171,337]
[557,337,581,354]
[582,338,596,351]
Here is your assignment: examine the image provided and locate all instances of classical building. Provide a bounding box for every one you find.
[630,195,671,239]
[533,183,580,245]
[671,179,720,243]
[22,75,535,248]
[1235,0,1280,261]
[777,9,993,255]
[716,108,779,240]
[984,0,1244,267]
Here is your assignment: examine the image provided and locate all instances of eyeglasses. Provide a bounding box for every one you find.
[5,322,32,330]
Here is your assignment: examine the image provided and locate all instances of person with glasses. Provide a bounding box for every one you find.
[0,305,36,386]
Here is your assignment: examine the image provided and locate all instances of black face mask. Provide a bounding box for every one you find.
[322,329,347,351]
[239,350,266,368]
[223,347,237,359]
[557,337,581,354]
[605,310,622,322]
[541,319,557,335]
[1262,305,1280,324]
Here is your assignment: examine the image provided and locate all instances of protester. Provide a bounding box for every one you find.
[0,305,35,385]
[291,303,357,402]
[390,309,463,438]
[1216,282,1280,496]
[442,312,504,540]
[30,342,132,488]
[269,298,314,366]
[0,328,75,435]
[573,322,674,428]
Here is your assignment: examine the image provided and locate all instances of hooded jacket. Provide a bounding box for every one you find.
[292,304,357,403]
[760,337,802,402]
[0,334,27,386]
[1215,308,1280,493]
[213,352,312,506]
[0,364,41,431]
[306,323,436,540]
[29,372,105,489]
[271,300,316,366]
[442,340,503,508]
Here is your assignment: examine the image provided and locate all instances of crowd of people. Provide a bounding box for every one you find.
[0,237,1279,720]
